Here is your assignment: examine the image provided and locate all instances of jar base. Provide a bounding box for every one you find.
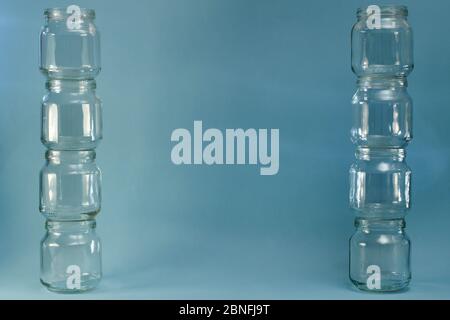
[350,276,410,293]
[40,274,101,294]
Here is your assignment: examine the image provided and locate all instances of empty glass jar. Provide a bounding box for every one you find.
[41,221,102,293]
[350,148,411,219]
[40,150,101,221]
[350,219,411,291]
[42,80,102,150]
[351,5,413,77]
[351,78,412,148]
[40,7,101,79]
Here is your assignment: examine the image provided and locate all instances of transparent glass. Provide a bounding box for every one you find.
[349,5,413,293]
[351,5,413,77]
[42,80,102,150]
[350,219,410,292]
[40,8,101,79]
[40,150,101,221]
[40,7,103,293]
[350,148,410,219]
[41,220,102,293]
[351,78,412,148]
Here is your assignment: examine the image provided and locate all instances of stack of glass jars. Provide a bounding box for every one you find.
[349,5,413,292]
[39,7,102,292]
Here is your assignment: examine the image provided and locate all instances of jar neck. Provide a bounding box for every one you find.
[355,218,405,232]
[46,220,96,233]
[357,76,407,89]
[357,5,408,20]
[46,80,96,93]
[46,150,96,164]
[356,147,405,161]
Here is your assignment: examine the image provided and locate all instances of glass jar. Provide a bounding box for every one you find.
[41,80,102,150]
[351,78,412,148]
[40,7,101,79]
[41,220,102,292]
[349,218,411,292]
[351,5,413,77]
[350,148,411,219]
[40,150,101,221]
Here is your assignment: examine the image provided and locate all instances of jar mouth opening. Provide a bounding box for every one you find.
[44,7,95,20]
[357,5,408,19]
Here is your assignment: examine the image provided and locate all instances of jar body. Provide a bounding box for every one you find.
[351,80,412,148]
[40,221,102,293]
[40,151,101,221]
[351,6,413,77]
[349,219,411,292]
[40,8,101,80]
[41,80,102,150]
[350,149,410,219]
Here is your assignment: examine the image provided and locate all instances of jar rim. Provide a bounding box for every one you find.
[46,220,97,232]
[46,79,97,91]
[357,5,408,19]
[357,76,408,88]
[356,147,406,161]
[355,218,406,229]
[44,7,95,20]
[46,150,97,163]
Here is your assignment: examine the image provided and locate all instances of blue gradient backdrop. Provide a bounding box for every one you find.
[0,0,449,299]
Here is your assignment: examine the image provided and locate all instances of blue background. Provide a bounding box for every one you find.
[0,0,449,299]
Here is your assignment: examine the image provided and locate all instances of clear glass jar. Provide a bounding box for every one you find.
[350,148,411,219]
[40,150,101,221]
[40,7,101,79]
[351,78,412,148]
[350,219,411,292]
[41,220,102,293]
[351,5,413,77]
[42,80,102,150]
